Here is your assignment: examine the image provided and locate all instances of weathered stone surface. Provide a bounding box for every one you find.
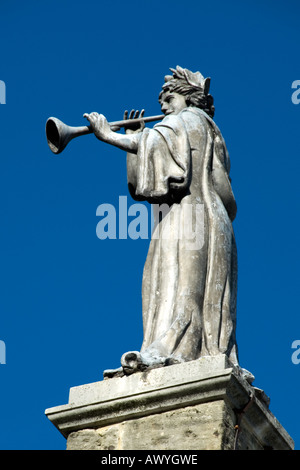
[67,401,233,450]
[67,429,104,451]
[45,356,294,450]
[65,398,286,451]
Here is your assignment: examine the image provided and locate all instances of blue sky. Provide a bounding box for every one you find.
[0,0,299,450]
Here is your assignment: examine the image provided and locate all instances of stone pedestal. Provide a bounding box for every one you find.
[45,356,293,450]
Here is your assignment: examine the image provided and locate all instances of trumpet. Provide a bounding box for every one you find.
[46,114,164,154]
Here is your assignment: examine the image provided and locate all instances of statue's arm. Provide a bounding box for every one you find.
[84,112,141,153]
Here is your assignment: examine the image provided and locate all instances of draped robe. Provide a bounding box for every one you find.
[126,106,239,367]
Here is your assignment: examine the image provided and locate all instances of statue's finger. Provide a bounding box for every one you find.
[124,110,128,120]
[140,109,145,118]
[129,109,135,119]
[134,110,139,119]
[83,113,94,123]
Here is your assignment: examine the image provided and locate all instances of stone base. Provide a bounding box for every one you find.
[45,356,294,450]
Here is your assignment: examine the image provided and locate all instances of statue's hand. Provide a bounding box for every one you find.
[124,109,145,134]
[83,112,112,141]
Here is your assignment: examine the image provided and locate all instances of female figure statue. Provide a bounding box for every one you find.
[84,66,239,377]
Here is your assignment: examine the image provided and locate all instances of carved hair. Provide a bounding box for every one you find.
[158,66,215,118]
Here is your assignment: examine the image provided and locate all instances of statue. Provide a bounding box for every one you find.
[83,66,240,378]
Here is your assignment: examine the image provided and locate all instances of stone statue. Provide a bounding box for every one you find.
[84,66,240,378]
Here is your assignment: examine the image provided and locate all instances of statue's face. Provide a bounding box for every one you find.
[160,91,187,116]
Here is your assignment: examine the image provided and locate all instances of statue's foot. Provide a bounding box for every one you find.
[120,349,185,372]
[103,351,149,379]
[103,349,180,379]
[103,350,166,379]
[121,351,148,375]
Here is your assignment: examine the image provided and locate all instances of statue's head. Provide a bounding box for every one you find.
[159,66,215,118]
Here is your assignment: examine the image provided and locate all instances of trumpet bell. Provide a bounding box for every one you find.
[46,117,71,154]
